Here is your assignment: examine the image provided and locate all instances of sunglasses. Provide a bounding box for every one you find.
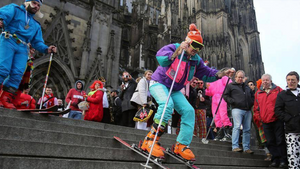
[190,40,204,51]
[197,82,203,85]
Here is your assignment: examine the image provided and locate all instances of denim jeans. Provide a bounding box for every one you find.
[68,110,82,120]
[231,108,252,150]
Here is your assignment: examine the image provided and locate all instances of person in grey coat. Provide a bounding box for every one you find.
[119,71,137,127]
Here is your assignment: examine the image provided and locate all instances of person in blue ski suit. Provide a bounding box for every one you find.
[0,0,57,109]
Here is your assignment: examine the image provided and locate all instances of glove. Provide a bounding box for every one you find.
[72,101,79,108]
[0,19,4,29]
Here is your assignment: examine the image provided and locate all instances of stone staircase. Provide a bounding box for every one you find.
[0,109,270,169]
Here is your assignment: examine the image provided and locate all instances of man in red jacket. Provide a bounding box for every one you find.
[65,80,86,119]
[15,88,36,109]
[254,74,287,168]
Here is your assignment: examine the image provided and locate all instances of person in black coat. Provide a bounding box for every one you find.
[119,72,137,127]
[110,90,122,125]
[275,71,300,169]
[223,70,254,154]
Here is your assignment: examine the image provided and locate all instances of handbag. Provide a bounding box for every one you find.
[78,101,89,111]
[133,106,153,122]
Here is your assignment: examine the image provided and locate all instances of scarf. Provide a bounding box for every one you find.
[88,88,104,96]
[44,93,54,108]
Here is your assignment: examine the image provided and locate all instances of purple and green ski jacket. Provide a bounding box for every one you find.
[151,43,219,91]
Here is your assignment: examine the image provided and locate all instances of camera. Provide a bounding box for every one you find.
[124,75,129,78]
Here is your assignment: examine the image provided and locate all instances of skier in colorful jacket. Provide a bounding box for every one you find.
[141,23,235,161]
[0,0,57,109]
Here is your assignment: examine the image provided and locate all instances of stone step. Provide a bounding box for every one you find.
[0,109,150,136]
[0,125,265,160]
[0,156,271,169]
[0,109,269,168]
[0,115,231,148]
[0,110,235,146]
[0,139,269,167]
[0,116,265,156]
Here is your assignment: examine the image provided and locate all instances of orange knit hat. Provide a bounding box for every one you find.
[185,24,203,44]
[256,79,262,89]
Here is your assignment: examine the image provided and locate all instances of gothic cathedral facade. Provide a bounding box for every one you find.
[0,0,264,101]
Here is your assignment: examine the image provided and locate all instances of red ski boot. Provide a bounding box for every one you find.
[0,86,17,109]
[141,123,165,158]
[12,89,22,108]
[0,99,3,107]
[174,142,195,161]
[0,85,3,107]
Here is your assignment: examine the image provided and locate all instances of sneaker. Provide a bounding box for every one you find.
[244,149,254,154]
[279,162,288,169]
[232,148,243,152]
[220,134,232,142]
[264,153,272,161]
[269,162,279,167]
[174,142,195,161]
[213,128,225,141]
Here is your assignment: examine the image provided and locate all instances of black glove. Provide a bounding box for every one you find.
[72,101,79,108]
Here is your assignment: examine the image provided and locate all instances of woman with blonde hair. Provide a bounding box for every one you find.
[131,70,153,130]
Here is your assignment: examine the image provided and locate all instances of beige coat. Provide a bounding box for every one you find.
[130,77,149,106]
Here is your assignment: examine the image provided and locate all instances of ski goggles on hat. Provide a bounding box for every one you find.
[26,0,43,5]
[190,40,204,51]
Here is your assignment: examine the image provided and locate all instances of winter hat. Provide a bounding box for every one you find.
[25,0,43,5]
[256,79,262,89]
[185,23,203,44]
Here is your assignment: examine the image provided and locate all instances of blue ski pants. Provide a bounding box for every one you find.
[0,35,28,89]
[150,82,195,146]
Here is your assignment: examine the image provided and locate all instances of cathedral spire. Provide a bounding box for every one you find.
[160,0,166,16]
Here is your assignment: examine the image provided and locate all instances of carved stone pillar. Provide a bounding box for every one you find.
[79,21,91,80]
[106,30,115,88]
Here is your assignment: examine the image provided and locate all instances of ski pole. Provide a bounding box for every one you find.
[141,50,185,169]
[202,76,230,144]
[39,52,53,109]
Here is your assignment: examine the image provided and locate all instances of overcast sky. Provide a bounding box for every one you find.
[253,0,300,89]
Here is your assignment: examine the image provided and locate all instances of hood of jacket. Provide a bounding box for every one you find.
[75,80,84,91]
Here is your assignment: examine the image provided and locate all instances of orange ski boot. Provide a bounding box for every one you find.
[174,142,195,161]
[141,123,165,158]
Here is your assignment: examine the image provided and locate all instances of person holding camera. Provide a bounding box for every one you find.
[119,71,137,127]
[65,80,86,119]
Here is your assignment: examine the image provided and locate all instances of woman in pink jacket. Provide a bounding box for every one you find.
[206,76,232,141]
